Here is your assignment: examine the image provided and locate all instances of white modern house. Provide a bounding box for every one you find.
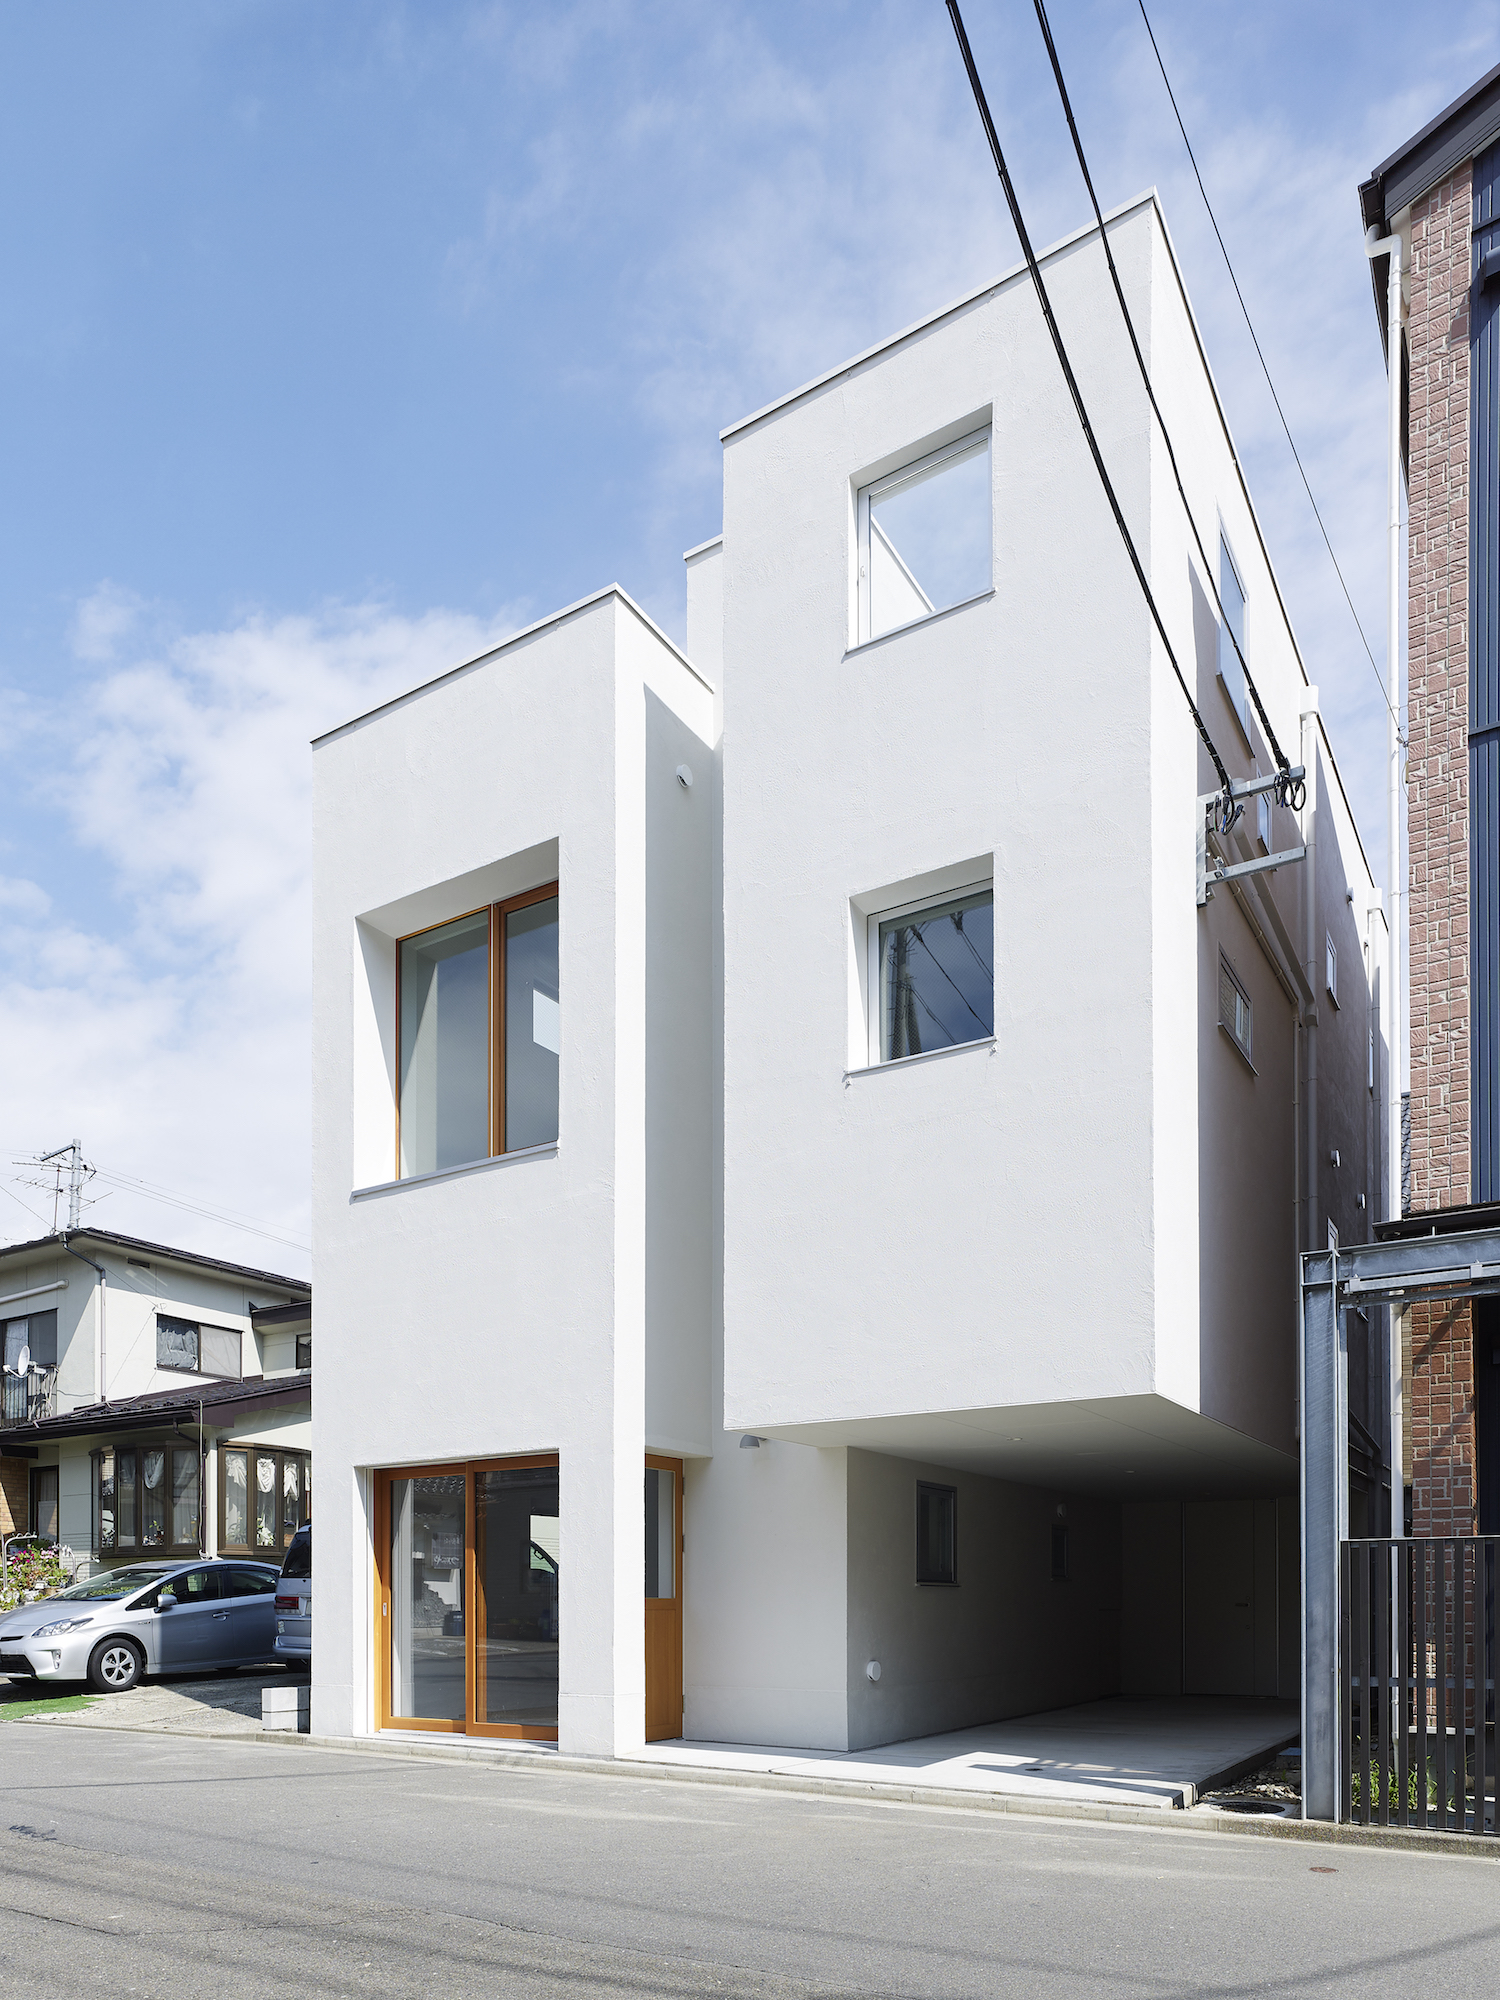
[0,1229,311,1572]
[310,190,1387,1758]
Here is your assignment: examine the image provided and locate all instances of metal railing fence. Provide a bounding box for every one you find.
[1341,1536,1498,1833]
[0,1366,58,1428]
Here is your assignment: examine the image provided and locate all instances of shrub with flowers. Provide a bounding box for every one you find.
[0,1541,72,1612]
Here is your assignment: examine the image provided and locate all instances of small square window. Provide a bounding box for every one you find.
[1217,534,1250,737]
[874,886,993,1064]
[916,1482,957,1585]
[1051,1523,1069,1581]
[857,429,991,644]
[1218,954,1253,1065]
[1326,934,1338,1005]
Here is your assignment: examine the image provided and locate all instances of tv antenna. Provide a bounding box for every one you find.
[15,1141,97,1233]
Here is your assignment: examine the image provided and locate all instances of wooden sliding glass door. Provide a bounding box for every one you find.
[644,1455,683,1742]
[374,1455,559,1741]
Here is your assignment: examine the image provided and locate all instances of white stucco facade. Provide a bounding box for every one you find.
[311,192,1384,1758]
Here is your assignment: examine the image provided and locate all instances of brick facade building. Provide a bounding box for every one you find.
[1362,69,1500,1535]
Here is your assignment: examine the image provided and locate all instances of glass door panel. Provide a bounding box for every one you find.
[389,1474,467,1723]
[473,1465,559,1731]
[644,1459,682,1743]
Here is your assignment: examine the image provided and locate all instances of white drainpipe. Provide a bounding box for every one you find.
[1365,222,1405,1225]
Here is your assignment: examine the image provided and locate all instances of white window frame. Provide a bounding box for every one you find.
[1217,528,1251,743]
[855,426,992,647]
[1218,951,1254,1069]
[1326,933,1338,1006]
[864,875,995,1069]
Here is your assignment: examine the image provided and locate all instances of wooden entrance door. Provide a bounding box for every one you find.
[644,1456,683,1741]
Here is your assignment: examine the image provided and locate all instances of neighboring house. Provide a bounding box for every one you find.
[0,1230,310,1571]
[311,190,1384,1757]
[1359,66,1500,1534]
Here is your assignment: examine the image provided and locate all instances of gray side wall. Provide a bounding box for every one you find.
[844,1449,1122,1753]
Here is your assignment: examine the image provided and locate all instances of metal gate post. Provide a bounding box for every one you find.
[1302,1248,1343,1820]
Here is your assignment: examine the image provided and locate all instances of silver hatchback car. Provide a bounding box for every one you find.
[0,1557,281,1692]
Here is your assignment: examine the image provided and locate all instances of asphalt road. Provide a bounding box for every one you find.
[0,1725,1496,1997]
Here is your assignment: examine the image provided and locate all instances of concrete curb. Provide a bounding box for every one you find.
[21,1711,1500,1855]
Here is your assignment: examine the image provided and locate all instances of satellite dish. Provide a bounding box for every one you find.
[15,1346,28,1376]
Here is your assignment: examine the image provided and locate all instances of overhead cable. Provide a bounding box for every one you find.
[1030,0,1303,811]
[1135,0,1395,726]
[943,0,1237,818]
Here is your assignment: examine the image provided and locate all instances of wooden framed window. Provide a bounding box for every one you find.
[92,1443,203,1558]
[373,1455,559,1742]
[218,1446,311,1557]
[395,882,559,1179]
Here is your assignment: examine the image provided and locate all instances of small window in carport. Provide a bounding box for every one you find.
[916,1482,957,1585]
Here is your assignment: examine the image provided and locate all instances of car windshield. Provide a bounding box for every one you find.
[49,1566,172,1602]
[281,1529,310,1580]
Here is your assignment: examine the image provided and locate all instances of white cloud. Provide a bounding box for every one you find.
[69,581,146,664]
[0,598,523,1265]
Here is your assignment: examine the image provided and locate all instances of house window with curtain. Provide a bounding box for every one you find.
[92,1443,201,1556]
[156,1315,242,1378]
[218,1446,310,1556]
[397,883,560,1178]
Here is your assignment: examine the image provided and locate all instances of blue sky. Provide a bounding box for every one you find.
[1,0,1495,1263]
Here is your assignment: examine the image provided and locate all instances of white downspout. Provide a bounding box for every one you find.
[1366,222,1405,1225]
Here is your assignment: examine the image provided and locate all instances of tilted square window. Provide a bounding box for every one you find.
[397,882,559,1178]
[856,429,991,644]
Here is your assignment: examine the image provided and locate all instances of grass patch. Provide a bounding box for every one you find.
[0,1693,97,1719]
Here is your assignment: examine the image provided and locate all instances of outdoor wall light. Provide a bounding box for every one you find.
[738,1434,763,1449]
[866,1660,881,1682]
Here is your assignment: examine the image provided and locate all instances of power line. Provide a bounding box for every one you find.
[1030,0,1301,806]
[89,1165,310,1256]
[943,0,1238,818]
[1134,0,1396,724]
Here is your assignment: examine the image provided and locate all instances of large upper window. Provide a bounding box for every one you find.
[874,885,994,1064]
[397,883,559,1178]
[857,428,991,644]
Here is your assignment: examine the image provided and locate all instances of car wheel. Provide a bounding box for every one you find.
[88,1639,143,1693]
